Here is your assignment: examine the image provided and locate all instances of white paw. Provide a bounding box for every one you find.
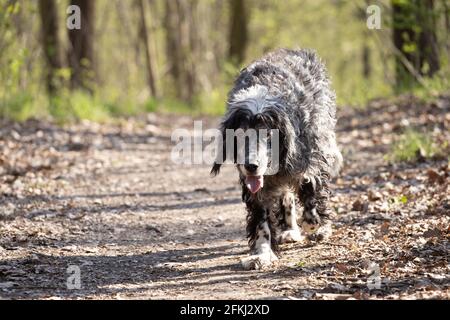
[278,229,304,243]
[241,251,278,270]
[301,220,320,235]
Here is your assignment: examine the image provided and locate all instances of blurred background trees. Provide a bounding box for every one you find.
[67,0,96,92]
[0,0,448,121]
[38,0,63,96]
[229,0,249,65]
[392,0,442,90]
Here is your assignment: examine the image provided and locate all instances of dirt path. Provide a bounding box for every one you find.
[0,97,449,300]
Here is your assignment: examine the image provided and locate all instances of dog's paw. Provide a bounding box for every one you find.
[301,220,320,235]
[278,229,304,243]
[301,208,321,234]
[308,221,333,242]
[241,251,278,270]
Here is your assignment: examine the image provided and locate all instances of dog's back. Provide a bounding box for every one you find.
[231,48,334,109]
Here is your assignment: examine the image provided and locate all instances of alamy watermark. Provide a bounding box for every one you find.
[66,265,81,290]
[366,4,382,30]
[171,121,280,175]
[67,5,81,30]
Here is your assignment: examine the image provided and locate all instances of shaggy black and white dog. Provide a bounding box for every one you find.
[211,48,342,270]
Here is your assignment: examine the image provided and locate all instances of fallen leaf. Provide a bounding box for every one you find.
[423,228,442,238]
[335,263,349,272]
[368,190,382,201]
[427,169,445,184]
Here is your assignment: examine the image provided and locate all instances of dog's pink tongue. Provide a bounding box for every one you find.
[245,176,264,194]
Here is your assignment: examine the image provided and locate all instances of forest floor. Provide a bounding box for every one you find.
[0,95,449,300]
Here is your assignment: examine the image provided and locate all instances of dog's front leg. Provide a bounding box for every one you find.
[298,175,333,241]
[241,192,278,270]
[278,191,304,243]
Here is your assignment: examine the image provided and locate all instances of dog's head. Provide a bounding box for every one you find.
[211,85,296,194]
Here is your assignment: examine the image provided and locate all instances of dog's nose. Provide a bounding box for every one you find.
[244,164,258,173]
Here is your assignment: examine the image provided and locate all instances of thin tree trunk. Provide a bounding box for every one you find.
[38,0,63,95]
[417,0,440,77]
[392,0,418,88]
[137,0,158,97]
[228,0,248,65]
[164,0,182,99]
[362,43,371,79]
[148,0,162,96]
[443,0,450,60]
[164,0,196,103]
[356,4,371,79]
[68,0,96,92]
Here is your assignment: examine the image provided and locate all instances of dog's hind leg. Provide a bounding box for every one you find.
[298,174,333,241]
[277,190,304,243]
[240,190,278,270]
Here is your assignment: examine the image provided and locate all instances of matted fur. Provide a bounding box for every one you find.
[212,48,342,269]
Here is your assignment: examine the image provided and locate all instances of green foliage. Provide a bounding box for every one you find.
[143,98,158,113]
[0,0,448,121]
[195,88,227,116]
[386,129,445,163]
[49,91,110,123]
[0,88,228,123]
[336,78,393,108]
[161,88,228,116]
[410,71,450,102]
[389,194,408,205]
[0,92,43,121]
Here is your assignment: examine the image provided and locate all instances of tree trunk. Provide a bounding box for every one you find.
[392,0,440,88]
[228,0,248,65]
[417,0,440,77]
[443,0,450,60]
[164,0,197,103]
[137,0,158,97]
[68,0,96,92]
[392,0,418,88]
[38,0,63,95]
[362,43,371,79]
[356,4,371,79]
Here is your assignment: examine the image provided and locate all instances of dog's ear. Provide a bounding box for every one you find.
[264,107,297,171]
[211,109,239,176]
[210,120,227,177]
[281,115,297,164]
[210,162,222,176]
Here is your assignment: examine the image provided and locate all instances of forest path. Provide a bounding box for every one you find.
[0,97,448,299]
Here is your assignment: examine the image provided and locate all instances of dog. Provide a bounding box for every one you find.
[211,48,342,270]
